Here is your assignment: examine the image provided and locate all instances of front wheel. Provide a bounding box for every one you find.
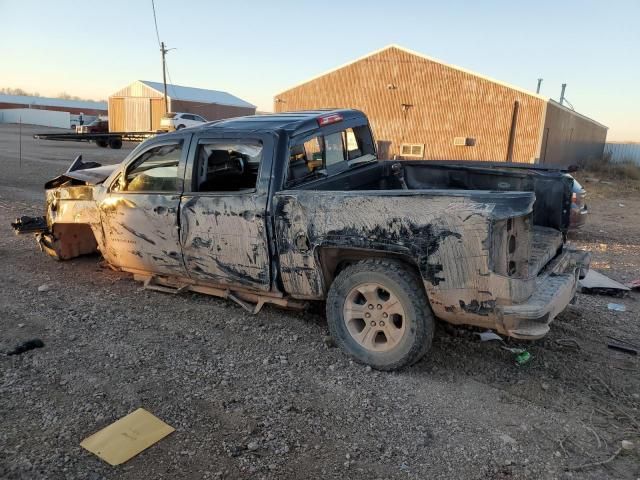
[326,259,434,370]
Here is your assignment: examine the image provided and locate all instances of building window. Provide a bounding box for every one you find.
[400,144,424,157]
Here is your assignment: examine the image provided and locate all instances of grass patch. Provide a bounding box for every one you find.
[578,153,640,181]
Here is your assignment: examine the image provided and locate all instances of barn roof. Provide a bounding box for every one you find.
[140,80,255,109]
[275,44,548,101]
[0,93,107,111]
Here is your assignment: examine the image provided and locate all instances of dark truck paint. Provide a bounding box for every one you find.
[17,109,589,369]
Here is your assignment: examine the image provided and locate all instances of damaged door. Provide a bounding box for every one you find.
[99,138,189,276]
[179,135,272,290]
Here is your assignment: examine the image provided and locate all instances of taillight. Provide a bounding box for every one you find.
[317,113,343,126]
[571,193,577,203]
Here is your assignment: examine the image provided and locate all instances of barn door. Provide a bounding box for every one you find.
[109,97,125,132]
[124,98,151,131]
[150,98,165,131]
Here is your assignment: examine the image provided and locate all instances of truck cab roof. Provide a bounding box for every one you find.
[182,109,368,137]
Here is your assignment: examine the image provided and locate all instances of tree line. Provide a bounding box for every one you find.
[0,87,105,103]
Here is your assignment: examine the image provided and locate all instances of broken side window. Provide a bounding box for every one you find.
[124,142,182,192]
[195,141,263,192]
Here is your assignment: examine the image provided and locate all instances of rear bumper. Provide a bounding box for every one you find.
[498,248,590,339]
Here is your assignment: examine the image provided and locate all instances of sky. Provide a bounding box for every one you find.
[2,0,639,141]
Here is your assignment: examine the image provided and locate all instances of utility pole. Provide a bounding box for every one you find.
[559,83,567,105]
[161,41,169,113]
[536,78,543,94]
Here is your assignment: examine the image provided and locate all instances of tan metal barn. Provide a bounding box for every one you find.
[274,45,607,166]
[108,80,256,132]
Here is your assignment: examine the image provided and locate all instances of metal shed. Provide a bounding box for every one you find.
[108,80,256,132]
[274,45,607,165]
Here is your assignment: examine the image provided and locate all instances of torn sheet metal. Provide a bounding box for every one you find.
[579,270,630,296]
[80,408,174,466]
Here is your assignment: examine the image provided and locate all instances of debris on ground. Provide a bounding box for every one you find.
[476,331,503,342]
[627,279,640,290]
[607,303,626,312]
[579,269,630,296]
[80,408,175,466]
[607,336,639,355]
[10,215,47,234]
[474,330,532,363]
[322,335,336,348]
[607,342,638,355]
[6,339,44,356]
[515,351,532,365]
[621,440,634,451]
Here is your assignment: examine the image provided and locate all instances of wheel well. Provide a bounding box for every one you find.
[48,223,99,260]
[317,247,423,291]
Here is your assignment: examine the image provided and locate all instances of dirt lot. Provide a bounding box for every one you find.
[0,124,638,479]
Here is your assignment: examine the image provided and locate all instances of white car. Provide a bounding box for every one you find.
[160,112,207,131]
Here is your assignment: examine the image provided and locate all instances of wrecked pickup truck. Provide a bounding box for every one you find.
[14,109,589,370]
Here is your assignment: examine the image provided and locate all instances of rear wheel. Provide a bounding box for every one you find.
[176,124,185,130]
[95,140,108,148]
[326,259,434,370]
[108,137,123,149]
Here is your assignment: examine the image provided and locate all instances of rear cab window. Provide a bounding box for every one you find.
[286,123,376,187]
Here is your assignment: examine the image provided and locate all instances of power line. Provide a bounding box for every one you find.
[150,0,179,102]
[151,0,161,47]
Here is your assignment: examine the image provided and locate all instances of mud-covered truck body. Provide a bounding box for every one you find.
[17,109,589,369]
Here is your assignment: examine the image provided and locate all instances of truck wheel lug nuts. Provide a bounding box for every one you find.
[371,321,376,326]
[382,312,388,318]
[365,313,371,318]
[377,304,382,309]
[368,304,374,310]
[380,321,385,326]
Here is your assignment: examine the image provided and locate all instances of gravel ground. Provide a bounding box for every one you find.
[0,125,638,479]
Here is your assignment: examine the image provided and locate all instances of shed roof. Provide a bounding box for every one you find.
[139,80,255,109]
[0,93,107,111]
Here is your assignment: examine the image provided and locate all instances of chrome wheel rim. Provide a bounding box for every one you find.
[343,282,406,352]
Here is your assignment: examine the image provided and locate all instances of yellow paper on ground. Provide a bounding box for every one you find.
[80,408,175,465]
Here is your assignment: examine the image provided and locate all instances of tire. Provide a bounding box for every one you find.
[108,137,123,149]
[326,259,434,370]
[176,124,185,130]
[95,140,108,148]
